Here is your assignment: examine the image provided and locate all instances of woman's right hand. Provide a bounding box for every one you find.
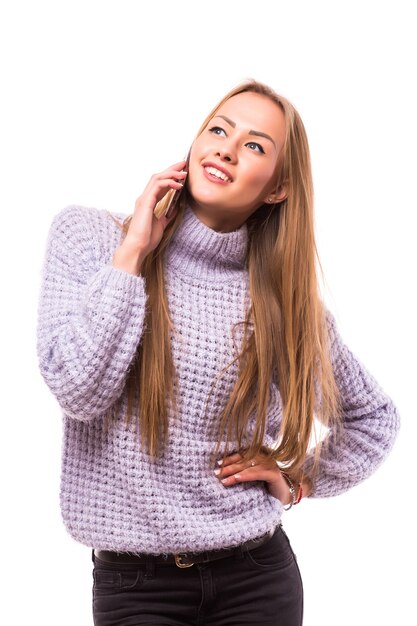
[125,160,187,256]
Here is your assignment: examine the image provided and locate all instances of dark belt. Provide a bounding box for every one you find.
[94,526,277,568]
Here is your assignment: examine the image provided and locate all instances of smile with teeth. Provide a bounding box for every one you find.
[204,166,232,183]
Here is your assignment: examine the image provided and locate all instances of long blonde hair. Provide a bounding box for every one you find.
[111,79,342,476]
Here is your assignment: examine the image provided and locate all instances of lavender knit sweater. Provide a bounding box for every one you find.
[36,204,400,554]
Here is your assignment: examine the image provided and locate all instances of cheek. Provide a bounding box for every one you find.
[241,161,276,193]
[188,142,204,179]
[187,158,202,191]
[189,136,207,162]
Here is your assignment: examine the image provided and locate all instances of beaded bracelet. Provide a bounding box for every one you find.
[281,472,297,511]
[295,482,303,505]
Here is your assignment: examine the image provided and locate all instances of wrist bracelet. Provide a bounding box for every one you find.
[294,482,303,505]
[281,472,296,511]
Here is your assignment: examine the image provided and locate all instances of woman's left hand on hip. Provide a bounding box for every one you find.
[213,451,293,504]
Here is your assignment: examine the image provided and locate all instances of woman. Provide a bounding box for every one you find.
[37,80,400,626]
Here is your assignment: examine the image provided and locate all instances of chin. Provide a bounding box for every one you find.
[189,189,224,210]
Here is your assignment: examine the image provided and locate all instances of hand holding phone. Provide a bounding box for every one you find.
[116,160,188,269]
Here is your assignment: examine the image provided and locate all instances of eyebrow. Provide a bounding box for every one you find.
[214,115,276,148]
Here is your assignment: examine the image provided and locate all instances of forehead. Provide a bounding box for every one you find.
[214,92,286,144]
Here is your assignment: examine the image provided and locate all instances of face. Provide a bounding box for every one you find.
[187,91,287,232]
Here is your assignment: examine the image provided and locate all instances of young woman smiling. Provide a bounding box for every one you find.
[37,79,400,626]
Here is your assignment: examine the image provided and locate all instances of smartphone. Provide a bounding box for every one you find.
[154,150,190,220]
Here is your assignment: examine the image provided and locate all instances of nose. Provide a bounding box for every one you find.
[215,141,237,163]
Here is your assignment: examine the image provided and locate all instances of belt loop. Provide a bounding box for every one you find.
[145,556,155,579]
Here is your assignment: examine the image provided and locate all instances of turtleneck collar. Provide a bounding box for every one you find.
[165,205,249,283]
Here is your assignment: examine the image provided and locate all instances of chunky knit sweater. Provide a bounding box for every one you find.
[36,204,400,554]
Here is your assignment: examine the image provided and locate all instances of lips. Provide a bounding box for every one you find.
[202,162,233,183]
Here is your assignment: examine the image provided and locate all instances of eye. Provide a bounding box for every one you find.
[246,142,265,154]
[208,126,226,137]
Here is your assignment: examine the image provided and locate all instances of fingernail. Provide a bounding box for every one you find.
[221,478,228,484]
[214,468,221,476]
[217,460,223,466]
[234,473,241,480]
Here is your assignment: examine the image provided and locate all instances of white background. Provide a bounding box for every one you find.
[1,1,415,624]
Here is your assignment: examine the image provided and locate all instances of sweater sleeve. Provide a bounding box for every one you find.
[303,309,400,497]
[36,205,148,421]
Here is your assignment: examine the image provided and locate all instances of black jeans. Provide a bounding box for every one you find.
[92,525,303,626]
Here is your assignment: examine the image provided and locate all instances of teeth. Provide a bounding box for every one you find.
[204,166,231,182]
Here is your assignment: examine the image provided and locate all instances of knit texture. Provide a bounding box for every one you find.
[37,204,400,554]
